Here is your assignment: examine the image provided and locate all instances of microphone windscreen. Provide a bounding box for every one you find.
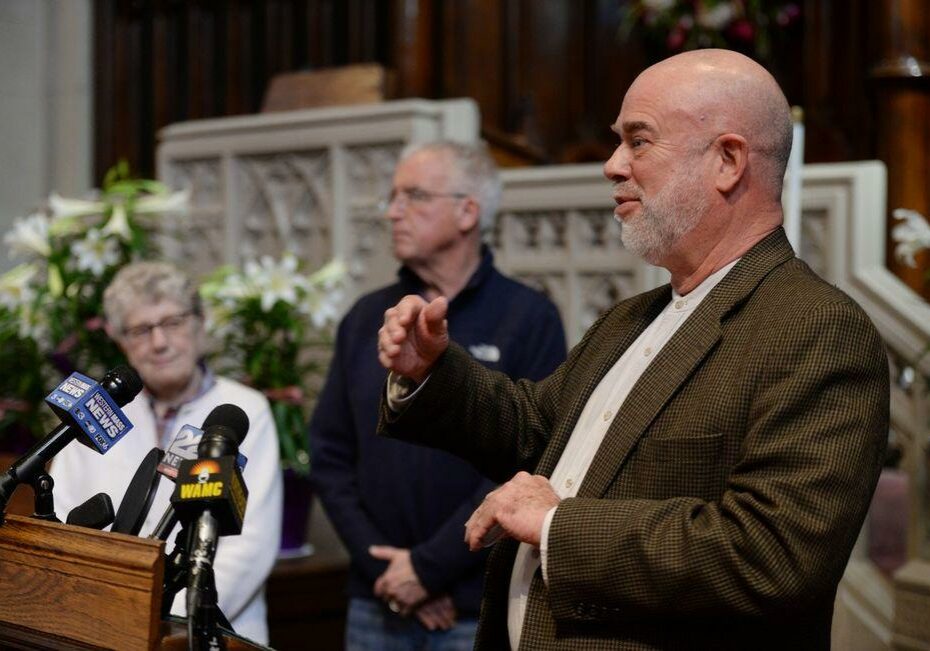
[202,404,250,446]
[112,447,164,535]
[66,492,115,529]
[99,365,144,407]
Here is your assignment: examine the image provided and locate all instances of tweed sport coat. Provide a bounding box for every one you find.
[379,228,889,650]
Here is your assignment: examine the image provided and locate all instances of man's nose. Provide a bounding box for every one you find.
[384,198,405,221]
[603,145,631,183]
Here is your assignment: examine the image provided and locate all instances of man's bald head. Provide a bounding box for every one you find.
[628,49,793,198]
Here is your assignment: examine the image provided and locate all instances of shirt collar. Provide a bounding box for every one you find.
[397,245,494,299]
[669,259,740,312]
[145,361,217,414]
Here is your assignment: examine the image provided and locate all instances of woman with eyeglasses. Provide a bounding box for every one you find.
[51,261,283,646]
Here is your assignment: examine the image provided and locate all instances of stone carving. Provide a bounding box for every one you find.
[238,152,332,266]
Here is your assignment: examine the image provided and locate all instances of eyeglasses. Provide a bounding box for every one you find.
[378,187,469,213]
[122,312,194,342]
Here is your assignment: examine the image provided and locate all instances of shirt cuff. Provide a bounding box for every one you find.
[385,371,431,412]
[539,505,558,586]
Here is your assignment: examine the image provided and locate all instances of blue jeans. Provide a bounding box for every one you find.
[345,598,478,651]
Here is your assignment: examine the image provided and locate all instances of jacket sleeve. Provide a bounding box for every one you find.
[543,301,889,622]
[308,322,392,584]
[378,300,607,482]
[409,297,568,593]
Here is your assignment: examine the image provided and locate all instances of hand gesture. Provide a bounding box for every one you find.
[464,472,561,552]
[378,295,449,383]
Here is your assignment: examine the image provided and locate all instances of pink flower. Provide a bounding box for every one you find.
[776,3,801,26]
[729,18,754,42]
[667,26,687,50]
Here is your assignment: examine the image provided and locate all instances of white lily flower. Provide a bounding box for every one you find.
[308,258,347,290]
[252,254,307,312]
[0,263,38,311]
[303,289,344,330]
[71,228,121,277]
[133,188,191,214]
[4,213,51,258]
[101,203,132,241]
[18,293,53,343]
[891,208,930,268]
[697,2,736,29]
[48,192,106,219]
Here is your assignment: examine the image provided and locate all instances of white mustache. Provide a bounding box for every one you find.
[612,183,643,200]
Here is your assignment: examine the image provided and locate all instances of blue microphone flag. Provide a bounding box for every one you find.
[45,372,133,453]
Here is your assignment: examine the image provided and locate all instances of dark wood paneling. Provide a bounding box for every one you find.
[93,0,387,180]
[871,0,930,296]
[94,0,930,286]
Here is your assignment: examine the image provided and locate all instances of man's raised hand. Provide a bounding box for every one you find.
[378,295,449,383]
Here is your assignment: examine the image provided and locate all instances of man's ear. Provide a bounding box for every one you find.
[456,197,481,233]
[712,133,748,193]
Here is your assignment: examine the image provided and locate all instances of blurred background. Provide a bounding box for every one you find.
[1,2,929,649]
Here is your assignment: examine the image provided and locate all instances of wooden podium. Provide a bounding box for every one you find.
[0,514,164,649]
[0,514,269,650]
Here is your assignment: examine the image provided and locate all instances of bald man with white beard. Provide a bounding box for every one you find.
[376,50,889,650]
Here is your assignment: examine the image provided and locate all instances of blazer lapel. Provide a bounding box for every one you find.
[577,227,796,498]
[535,286,671,478]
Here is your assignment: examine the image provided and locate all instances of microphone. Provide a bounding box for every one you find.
[149,415,249,541]
[111,447,164,535]
[67,493,115,530]
[0,366,143,515]
[169,405,249,629]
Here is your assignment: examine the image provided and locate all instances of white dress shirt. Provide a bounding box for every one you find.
[507,260,738,650]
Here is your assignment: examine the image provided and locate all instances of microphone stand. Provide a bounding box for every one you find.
[31,473,60,523]
[161,528,233,634]
[186,512,227,651]
[188,562,225,651]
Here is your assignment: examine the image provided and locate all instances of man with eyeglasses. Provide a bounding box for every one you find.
[309,140,566,650]
[51,261,283,645]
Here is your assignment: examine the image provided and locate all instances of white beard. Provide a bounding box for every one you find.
[616,165,710,265]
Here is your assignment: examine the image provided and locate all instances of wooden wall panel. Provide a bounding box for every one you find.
[93,0,930,289]
[93,0,390,180]
[871,0,930,297]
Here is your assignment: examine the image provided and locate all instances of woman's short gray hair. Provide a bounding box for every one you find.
[399,140,502,233]
[103,261,202,333]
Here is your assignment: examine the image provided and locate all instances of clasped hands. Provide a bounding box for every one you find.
[369,546,457,630]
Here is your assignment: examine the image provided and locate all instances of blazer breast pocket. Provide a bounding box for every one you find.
[628,432,725,500]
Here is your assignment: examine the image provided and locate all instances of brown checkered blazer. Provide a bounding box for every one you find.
[380,228,889,650]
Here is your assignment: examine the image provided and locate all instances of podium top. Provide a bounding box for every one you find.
[0,514,164,650]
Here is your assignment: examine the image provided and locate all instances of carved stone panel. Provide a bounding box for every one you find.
[154,158,225,279]
[236,152,333,266]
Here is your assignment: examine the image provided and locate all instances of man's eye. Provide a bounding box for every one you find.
[407,188,429,201]
[630,137,646,148]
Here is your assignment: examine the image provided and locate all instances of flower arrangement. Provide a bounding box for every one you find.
[620,0,801,63]
[200,254,346,475]
[0,162,188,446]
[892,208,930,274]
